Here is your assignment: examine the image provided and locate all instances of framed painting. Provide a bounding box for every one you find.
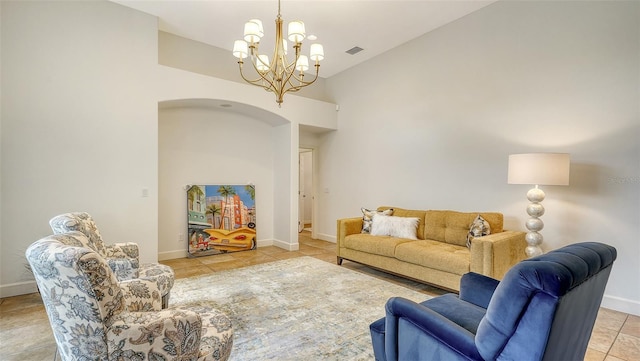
[187,184,257,257]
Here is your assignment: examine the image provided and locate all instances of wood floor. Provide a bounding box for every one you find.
[1,231,638,360]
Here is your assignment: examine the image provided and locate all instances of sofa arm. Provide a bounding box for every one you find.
[336,217,363,247]
[470,230,527,280]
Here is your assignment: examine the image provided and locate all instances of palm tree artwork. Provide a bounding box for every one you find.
[245,184,255,201]
[188,184,257,257]
[206,204,222,228]
[217,185,236,231]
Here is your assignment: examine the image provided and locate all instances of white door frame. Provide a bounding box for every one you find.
[298,148,314,237]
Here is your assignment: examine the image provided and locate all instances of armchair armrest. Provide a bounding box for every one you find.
[459,272,500,309]
[107,308,202,359]
[105,242,140,262]
[108,258,139,281]
[470,230,527,280]
[384,297,482,361]
[120,278,163,311]
[105,243,140,280]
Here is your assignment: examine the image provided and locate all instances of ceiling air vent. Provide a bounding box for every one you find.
[345,46,364,55]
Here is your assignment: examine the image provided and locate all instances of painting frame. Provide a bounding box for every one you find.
[187,184,257,257]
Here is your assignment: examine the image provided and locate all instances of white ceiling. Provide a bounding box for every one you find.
[112,0,496,78]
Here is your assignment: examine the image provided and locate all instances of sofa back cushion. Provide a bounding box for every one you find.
[424,211,504,247]
[377,207,427,240]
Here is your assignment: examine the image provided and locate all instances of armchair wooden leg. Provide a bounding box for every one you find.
[337,257,343,265]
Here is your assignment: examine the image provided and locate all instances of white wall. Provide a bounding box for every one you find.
[3,0,636,316]
[0,1,338,297]
[158,31,331,103]
[158,104,277,259]
[153,66,337,254]
[0,1,159,296]
[320,1,639,315]
[272,123,298,250]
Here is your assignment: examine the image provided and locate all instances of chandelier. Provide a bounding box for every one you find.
[232,0,324,106]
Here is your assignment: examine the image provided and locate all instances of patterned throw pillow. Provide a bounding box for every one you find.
[361,208,394,233]
[467,214,491,248]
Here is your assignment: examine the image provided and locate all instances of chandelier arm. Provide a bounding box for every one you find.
[287,68,319,86]
[245,54,282,93]
[280,43,302,81]
[283,64,320,92]
[244,41,281,90]
[237,61,276,87]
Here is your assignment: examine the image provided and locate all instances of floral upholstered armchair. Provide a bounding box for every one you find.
[26,232,233,361]
[49,212,175,307]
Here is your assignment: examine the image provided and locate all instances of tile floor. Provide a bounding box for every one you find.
[1,231,638,360]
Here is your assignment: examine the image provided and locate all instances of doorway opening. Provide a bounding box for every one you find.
[298,148,313,233]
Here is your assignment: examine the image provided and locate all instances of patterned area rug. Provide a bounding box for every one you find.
[170,256,430,361]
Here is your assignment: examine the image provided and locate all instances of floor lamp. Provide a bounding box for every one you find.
[508,153,570,258]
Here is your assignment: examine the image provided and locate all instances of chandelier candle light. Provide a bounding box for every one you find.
[232,0,324,106]
[508,153,570,258]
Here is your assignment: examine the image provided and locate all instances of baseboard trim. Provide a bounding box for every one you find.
[257,239,273,247]
[273,239,299,251]
[0,280,38,298]
[159,239,278,260]
[602,294,640,316]
[158,250,188,261]
[316,232,336,243]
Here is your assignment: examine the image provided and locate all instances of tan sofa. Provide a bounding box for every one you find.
[337,207,527,292]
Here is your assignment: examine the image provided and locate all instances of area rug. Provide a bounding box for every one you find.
[170,256,431,361]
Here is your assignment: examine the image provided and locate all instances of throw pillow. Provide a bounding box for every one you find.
[370,214,420,240]
[361,208,394,234]
[467,214,491,248]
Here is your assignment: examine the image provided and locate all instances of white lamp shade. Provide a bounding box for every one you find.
[296,55,309,72]
[508,153,570,186]
[288,21,306,42]
[256,54,270,72]
[232,40,248,59]
[310,43,324,61]
[248,19,264,37]
[244,21,263,43]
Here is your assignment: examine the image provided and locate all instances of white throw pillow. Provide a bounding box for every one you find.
[370,214,420,240]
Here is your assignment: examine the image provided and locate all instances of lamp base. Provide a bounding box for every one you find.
[525,244,543,258]
[525,186,545,258]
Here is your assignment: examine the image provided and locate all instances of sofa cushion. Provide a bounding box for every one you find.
[378,207,427,240]
[424,211,503,247]
[343,234,413,258]
[395,240,470,275]
[370,214,420,240]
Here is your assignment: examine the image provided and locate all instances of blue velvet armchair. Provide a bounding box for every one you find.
[370,242,617,361]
